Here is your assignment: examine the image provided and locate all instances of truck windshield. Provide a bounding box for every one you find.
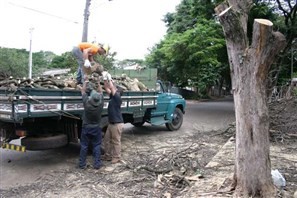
[156,81,172,93]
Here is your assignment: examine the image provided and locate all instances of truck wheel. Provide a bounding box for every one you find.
[132,122,145,127]
[166,108,183,131]
[21,134,68,150]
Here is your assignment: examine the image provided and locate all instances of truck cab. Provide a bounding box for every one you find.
[149,80,186,130]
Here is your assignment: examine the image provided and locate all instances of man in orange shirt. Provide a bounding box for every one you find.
[72,42,109,84]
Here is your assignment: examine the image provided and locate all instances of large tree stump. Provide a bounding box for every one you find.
[215,2,286,197]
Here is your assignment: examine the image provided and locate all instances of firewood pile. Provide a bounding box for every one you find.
[0,72,149,92]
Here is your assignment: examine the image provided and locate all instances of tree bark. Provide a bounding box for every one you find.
[215,2,286,197]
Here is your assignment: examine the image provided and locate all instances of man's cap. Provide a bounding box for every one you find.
[99,43,110,54]
[89,90,101,106]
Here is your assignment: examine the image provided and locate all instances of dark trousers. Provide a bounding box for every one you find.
[72,47,84,84]
[79,126,102,168]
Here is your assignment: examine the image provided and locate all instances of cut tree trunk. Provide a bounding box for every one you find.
[215,2,286,197]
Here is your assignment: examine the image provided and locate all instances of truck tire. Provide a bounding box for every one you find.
[166,108,183,131]
[21,134,68,150]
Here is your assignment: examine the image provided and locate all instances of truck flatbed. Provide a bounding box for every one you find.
[0,81,186,151]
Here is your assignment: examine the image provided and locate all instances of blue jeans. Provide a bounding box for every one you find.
[72,47,84,84]
[79,126,102,169]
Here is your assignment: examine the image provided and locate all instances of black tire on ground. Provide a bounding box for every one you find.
[132,122,145,127]
[166,108,183,131]
[21,134,68,150]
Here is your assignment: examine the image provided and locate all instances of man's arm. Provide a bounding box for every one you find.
[82,48,93,60]
[89,55,95,62]
[102,71,115,95]
[104,79,117,96]
[104,80,112,95]
[97,80,103,93]
[81,76,89,95]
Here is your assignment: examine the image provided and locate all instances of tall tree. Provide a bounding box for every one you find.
[215,1,286,197]
[146,0,230,97]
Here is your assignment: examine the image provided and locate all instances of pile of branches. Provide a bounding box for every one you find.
[0,71,9,81]
[268,97,297,143]
[123,143,204,197]
[207,95,297,144]
[0,72,149,92]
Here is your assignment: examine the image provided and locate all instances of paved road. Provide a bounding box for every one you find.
[184,97,235,132]
[0,97,235,190]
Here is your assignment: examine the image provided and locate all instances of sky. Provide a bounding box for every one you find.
[0,0,181,60]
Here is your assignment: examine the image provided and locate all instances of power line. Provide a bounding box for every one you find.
[9,1,79,24]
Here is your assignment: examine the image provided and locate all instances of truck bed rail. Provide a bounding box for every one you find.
[0,88,158,123]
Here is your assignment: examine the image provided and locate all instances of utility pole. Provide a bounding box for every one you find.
[82,0,112,42]
[82,0,91,42]
[28,27,34,79]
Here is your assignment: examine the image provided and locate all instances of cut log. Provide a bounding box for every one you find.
[0,68,150,91]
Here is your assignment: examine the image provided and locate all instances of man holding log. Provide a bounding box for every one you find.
[72,42,109,84]
[101,72,124,164]
[78,75,104,169]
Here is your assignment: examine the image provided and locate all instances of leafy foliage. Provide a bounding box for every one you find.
[146,0,296,97]
[251,0,297,88]
[146,0,229,96]
[0,47,29,77]
[49,52,76,71]
[164,0,223,34]
[248,2,278,42]
[0,48,63,78]
[93,51,117,71]
[32,51,56,75]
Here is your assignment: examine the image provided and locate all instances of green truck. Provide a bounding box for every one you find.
[0,80,186,151]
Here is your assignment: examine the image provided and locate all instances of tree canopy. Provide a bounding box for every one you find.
[0,48,56,78]
[146,0,229,96]
[145,0,296,97]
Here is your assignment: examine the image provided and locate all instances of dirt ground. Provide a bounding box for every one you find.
[268,98,297,197]
[0,98,296,198]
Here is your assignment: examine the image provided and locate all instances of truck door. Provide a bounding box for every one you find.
[152,81,170,117]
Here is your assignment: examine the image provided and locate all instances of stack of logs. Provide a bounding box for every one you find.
[0,72,149,92]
